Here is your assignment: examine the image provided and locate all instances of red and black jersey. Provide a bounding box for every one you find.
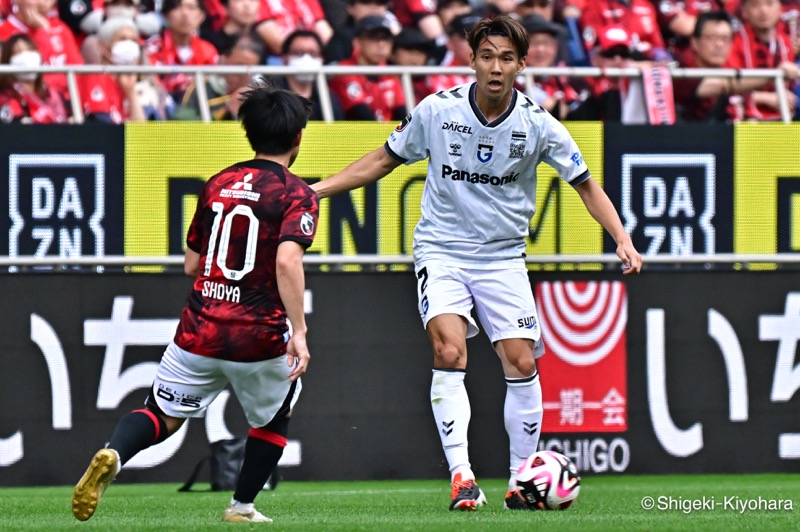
[174,159,319,363]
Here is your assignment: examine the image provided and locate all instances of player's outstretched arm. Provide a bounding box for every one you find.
[277,241,310,380]
[311,146,401,199]
[575,178,643,275]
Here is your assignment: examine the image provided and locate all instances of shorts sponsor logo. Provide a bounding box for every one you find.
[156,384,202,408]
[536,281,628,432]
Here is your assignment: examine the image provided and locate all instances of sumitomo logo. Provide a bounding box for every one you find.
[8,154,105,257]
[621,153,717,255]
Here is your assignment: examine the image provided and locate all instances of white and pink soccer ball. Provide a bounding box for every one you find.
[515,451,581,510]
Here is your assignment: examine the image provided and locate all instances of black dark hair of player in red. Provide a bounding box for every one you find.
[238,82,313,157]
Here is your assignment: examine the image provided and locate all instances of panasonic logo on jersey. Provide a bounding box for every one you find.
[442,121,473,134]
[441,164,520,186]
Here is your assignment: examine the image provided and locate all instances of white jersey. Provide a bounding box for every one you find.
[385,82,590,266]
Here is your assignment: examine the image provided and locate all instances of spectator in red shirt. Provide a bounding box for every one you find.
[392,0,446,49]
[275,29,345,120]
[174,31,264,119]
[519,14,584,120]
[199,0,260,54]
[579,0,671,61]
[255,0,333,57]
[389,27,436,103]
[146,0,218,102]
[580,24,635,121]
[729,0,799,119]
[0,0,85,101]
[437,0,471,30]
[80,16,146,122]
[673,10,743,121]
[0,33,68,122]
[654,0,733,61]
[329,14,406,120]
[421,12,480,97]
[323,0,400,64]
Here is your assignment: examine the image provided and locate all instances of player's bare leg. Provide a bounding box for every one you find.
[428,314,487,510]
[495,338,541,510]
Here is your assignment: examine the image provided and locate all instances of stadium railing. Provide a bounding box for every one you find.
[0,64,793,123]
[1,254,800,272]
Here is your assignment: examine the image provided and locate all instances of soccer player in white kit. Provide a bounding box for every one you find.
[312,14,642,511]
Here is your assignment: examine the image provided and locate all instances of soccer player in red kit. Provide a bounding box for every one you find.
[71,84,319,524]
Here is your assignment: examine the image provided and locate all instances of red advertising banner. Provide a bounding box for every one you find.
[536,281,628,432]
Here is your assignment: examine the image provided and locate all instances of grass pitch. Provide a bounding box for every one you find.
[0,474,797,531]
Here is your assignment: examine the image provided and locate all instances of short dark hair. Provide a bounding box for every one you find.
[238,82,313,156]
[693,10,733,39]
[467,14,528,61]
[162,0,206,16]
[281,29,324,56]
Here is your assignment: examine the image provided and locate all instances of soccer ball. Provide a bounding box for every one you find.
[515,450,581,510]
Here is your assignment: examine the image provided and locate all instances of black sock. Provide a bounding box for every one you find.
[233,433,285,504]
[107,409,168,465]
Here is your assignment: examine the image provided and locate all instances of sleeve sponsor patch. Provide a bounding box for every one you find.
[395,113,412,132]
[300,211,315,236]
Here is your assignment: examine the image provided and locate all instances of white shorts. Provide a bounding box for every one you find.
[151,342,301,428]
[415,260,544,357]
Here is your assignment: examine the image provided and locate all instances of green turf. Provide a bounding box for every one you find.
[0,474,797,531]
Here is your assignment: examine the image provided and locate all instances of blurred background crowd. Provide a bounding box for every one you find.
[0,0,797,124]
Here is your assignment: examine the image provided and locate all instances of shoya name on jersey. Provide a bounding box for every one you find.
[441,164,520,186]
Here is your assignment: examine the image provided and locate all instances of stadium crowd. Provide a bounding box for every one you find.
[0,0,798,123]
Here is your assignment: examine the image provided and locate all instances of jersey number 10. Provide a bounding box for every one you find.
[203,201,259,281]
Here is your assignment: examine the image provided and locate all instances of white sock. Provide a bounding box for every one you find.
[230,498,253,512]
[431,369,473,481]
[504,371,543,490]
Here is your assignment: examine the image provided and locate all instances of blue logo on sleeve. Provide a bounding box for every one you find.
[570,152,584,166]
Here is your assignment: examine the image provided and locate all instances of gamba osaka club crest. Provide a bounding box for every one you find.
[477,135,494,163]
[535,281,628,432]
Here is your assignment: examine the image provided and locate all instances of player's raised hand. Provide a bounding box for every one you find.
[617,240,643,275]
[286,331,310,381]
